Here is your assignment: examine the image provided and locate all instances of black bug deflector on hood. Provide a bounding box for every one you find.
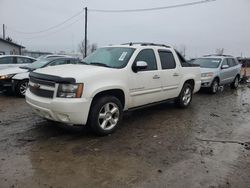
[29,72,76,84]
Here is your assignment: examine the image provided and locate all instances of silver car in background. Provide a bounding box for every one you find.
[193,55,241,94]
[0,55,36,70]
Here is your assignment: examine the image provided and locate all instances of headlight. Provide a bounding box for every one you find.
[201,72,214,77]
[0,74,15,80]
[57,83,83,98]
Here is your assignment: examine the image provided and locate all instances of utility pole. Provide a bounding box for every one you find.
[3,24,5,39]
[84,7,88,58]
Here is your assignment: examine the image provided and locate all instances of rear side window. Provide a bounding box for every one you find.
[0,57,14,64]
[134,49,157,71]
[49,59,68,66]
[17,57,34,64]
[227,58,236,67]
[158,50,176,69]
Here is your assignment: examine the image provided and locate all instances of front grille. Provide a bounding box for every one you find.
[29,85,54,98]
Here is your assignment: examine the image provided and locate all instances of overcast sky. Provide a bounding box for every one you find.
[0,0,249,58]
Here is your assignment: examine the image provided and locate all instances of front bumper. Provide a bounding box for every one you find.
[25,89,92,125]
[201,77,213,88]
[0,79,13,91]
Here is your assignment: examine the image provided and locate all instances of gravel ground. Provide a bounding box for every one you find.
[0,85,250,188]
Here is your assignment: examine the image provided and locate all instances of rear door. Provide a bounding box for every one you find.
[158,50,181,99]
[128,49,162,108]
[228,58,240,80]
[220,58,232,84]
[0,57,15,70]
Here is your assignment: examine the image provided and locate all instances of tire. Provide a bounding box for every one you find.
[230,76,239,89]
[175,83,193,108]
[88,96,123,136]
[209,79,219,94]
[16,80,29,97]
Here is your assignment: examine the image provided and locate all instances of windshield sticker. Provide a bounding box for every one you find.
[212,60,220,63]
[119,52,128,61]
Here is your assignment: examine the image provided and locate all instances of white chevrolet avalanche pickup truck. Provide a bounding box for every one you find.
[26,43,201,135]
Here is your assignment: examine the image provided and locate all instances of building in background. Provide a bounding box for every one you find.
[22,50,53,58]
[0,37,25,55]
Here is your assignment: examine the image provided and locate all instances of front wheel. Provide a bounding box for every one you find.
[175,83,193,108]
[88,96,123,136]
[209,79,219,94]
[16,80,29,97]
[230,76,239,89]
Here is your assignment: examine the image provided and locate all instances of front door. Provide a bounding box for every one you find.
[128,49,162,108]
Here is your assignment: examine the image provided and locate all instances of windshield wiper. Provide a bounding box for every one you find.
[89,62,111,68]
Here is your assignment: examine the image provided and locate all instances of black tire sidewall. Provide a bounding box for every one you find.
[176,83,193,108]
[210,79,219,94]
[88,96,123,136]
[16,80,29,97]
[231,76,239,89]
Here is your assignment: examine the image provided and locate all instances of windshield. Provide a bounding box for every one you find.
[24,59,51,70]
[193,58,221,68]
[83,47,135,68]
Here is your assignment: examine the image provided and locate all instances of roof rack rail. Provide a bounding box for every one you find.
[203,54,233,57]
[121,42,170,48]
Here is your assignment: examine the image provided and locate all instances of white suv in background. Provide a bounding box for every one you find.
[26,43,201,135]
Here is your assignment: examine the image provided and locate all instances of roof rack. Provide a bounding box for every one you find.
[121,42,170,48]
[203,54,233,57]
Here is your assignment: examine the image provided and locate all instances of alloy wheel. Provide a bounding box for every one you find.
[98,102,120,131]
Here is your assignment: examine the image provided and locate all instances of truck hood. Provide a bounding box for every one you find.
[33,64,116,81]
[0,67,28,76]
[200,67,218,74]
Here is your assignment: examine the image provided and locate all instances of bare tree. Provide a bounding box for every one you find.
[90,43,98,53]
[78,39,98,57]
[78,39,90,56]
[179,45,186,57]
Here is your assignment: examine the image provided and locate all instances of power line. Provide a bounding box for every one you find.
[7,10,83,35]
[89,0,216,13]
[20,17,82,40]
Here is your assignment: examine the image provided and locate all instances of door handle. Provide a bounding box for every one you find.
[153,75,160,79]
[173,73,180,77]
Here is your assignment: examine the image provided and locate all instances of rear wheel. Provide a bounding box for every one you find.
[209,79,219,94]
[88,96,123,136]
[16,80,29,97]
[175,83,193,108]
[230,76,239,89]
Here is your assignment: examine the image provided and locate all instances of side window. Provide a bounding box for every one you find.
[17,57,33,64]
[227,58,235,67]
[134,49,157,71]
[27,58,36,63]
[222,59,229,66]
[158,50,176,69]
[69,59,78,64]
[0,57,14,64]
[49,59,68,66]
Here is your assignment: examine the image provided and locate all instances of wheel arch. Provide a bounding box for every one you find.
[184,79,195,90]
[91,89,126,109]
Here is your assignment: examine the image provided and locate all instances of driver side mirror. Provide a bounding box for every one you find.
[221,64,229,69]
[132,61,148,73]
